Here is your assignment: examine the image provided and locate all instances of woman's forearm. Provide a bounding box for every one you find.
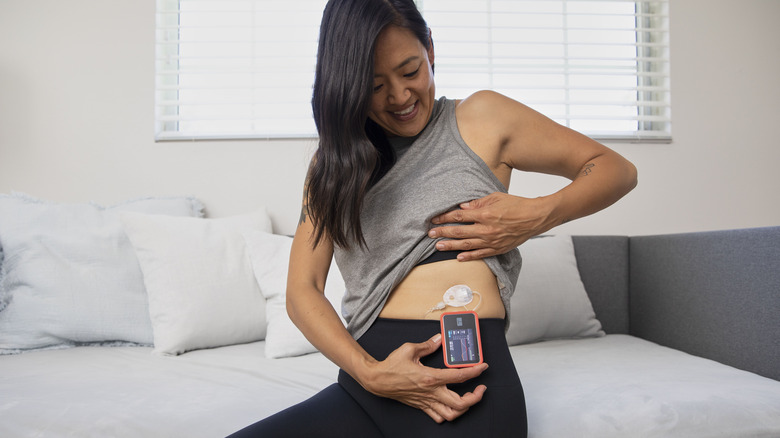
[545,149,638,227]
[286,286,377,384]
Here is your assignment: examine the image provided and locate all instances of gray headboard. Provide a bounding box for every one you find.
[630,227,780,381]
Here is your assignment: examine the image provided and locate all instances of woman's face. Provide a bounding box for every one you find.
[368,25,435,138]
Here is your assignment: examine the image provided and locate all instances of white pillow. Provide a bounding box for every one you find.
[0,193,204,353]
[506,234,604,345]
[121,210,271,356]
[242,230,346,358]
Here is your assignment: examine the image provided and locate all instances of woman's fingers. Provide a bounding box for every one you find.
[369,335,490,422]
[433,363,489,386]
[427,384,487,422]
[460,384,488,405]
[414,333,442,357]
[423,407,445,424]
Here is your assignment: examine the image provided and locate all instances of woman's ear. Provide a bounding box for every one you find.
[427,28,435,72]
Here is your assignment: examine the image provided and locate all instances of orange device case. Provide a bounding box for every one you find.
[440,311,484,368]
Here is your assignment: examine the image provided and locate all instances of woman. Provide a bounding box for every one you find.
[229,0,637,436]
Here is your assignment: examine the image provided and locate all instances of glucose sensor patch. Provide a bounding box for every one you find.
[424,284,482,316]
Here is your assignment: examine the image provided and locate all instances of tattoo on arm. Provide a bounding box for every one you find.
[298,185,310,225]
[581,163,595,176]
[299,204,309,225]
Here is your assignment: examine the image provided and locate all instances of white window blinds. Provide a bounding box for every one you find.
[155,0,670,142]
[155,0,327,140]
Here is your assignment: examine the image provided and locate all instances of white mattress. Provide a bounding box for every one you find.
[1,335,779,437]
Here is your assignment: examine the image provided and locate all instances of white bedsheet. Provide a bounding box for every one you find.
[1,335,779,437]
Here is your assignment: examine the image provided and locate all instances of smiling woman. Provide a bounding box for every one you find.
[227,1,529,436]
[227,0,637,435]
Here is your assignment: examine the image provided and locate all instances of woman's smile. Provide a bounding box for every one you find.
[391,101,419,122]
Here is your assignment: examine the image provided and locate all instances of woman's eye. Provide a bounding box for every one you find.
[373,84,383,92]
[404,68,420,78]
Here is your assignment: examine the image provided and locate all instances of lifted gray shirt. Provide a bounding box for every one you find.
[334,96,522,339]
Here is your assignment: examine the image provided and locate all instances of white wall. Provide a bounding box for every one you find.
[1,0,778,236]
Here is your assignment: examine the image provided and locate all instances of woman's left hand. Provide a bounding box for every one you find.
[432,90,638,262]
[428,192,558,261]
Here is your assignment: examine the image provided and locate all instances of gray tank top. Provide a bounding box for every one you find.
[334,96,522,339]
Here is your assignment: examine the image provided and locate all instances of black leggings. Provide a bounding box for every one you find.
[227,318,527,438]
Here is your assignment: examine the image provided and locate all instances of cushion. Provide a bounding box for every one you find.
[242,230,347,358]
[121,210,271,355]
[506,234,604,345]
[0,193,204,353]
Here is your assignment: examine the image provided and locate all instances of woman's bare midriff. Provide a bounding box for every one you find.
[378,259,505,320]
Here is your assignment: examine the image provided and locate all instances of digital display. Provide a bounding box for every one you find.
[441,311,482,367]
[447,328,477,364]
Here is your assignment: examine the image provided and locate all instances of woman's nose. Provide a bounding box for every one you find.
[387,81,410,105]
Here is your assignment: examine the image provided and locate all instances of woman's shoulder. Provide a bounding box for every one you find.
[454,90,535,137]
[455,90,530,114]
[457,90,552,134]
[459,89,508,104]
[458,91,533,124]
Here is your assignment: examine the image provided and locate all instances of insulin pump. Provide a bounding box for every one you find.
[440,310,483,368]
[430,284,484,368]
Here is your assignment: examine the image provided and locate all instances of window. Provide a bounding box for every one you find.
[155,0,670,142]
[155,0,327,140]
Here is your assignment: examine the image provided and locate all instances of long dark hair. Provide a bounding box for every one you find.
[308,0,431,249]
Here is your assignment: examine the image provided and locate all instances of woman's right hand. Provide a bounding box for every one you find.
[358,333,489,423]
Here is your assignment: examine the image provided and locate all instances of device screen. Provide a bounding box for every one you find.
[440,311,483,368]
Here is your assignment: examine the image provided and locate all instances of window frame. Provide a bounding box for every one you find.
[155,0,671,142]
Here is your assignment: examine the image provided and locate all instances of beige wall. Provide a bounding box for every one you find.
[1,0,778,236]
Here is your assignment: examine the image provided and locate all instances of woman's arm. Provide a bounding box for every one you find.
[287,178,488,423]
[429,90,638,260]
